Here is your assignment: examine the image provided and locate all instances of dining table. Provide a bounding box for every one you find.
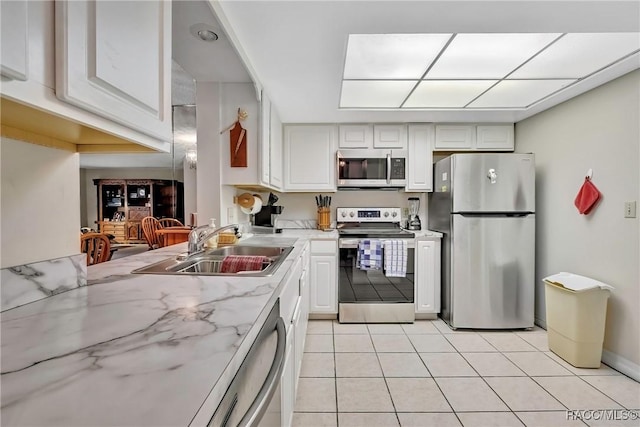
[156,227,192,247]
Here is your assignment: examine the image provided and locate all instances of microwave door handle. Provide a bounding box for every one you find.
[386,153,391,184]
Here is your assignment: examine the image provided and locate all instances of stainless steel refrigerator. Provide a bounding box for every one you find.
[429,153,535,329]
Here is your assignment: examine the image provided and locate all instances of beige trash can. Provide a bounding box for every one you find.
[543,272,614,368]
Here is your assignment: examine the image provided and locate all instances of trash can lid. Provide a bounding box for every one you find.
[543,272,614,292]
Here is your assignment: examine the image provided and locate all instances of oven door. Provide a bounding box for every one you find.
[338,238,415,322]
[337,149,406,188]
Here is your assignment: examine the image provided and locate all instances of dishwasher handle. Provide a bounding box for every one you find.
[239,316,287,427]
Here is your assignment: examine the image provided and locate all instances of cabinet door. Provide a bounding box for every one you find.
[415,240,441,313]
[284,125,337,191]
[55,1,172,142]
[1,0,28,80]
[281,325,295,427]
[407,124,434,192]
[309,255,337,313]
[476,125,514,151]
[434,125,475,150]
[374,124,407,149]
[259,93,271,187]
[269,105,284,190]
[339,124,372,148]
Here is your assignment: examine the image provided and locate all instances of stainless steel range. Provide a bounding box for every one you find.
[337,207,415,323]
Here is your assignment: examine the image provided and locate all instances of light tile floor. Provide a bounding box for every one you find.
[293,319,640,427]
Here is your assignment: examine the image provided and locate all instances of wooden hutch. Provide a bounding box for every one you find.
[94,179,184,243]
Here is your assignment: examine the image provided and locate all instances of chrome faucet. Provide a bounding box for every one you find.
[187,224,239,255]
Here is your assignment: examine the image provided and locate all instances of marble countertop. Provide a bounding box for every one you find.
[0,236,308,427]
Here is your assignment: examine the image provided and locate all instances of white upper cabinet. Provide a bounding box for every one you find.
[269,105,284,190]
[259,94,271,187]
[476,125,515,150]
[339,124,407,149]
[434,125,475,150]
[1,0,28,80]
[435,124,514,151]
[406,124,434,192]
[284,125,337,192]
[339,124,372,148]
[56,1,172,142]
[373,124,407,149]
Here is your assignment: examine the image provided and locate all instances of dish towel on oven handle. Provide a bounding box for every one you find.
[356,239,383,271]
[384,240,407,277]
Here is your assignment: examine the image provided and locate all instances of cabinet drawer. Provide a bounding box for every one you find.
[311,240,337,254]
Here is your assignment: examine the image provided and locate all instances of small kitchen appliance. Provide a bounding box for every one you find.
[337,149,407,189]
[336,207,415,323]
[253,192,283,228]
[407,197,422,231]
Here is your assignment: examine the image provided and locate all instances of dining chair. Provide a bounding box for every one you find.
[141,216,163,250]
[80,233,111,265]
[158,218,184,228]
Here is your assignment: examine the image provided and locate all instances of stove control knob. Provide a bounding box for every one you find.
[383,211,390,217]
[341,211,347,218]
[392,211,398,218]
[349,211,355,218]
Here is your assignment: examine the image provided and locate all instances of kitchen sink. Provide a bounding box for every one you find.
[131,246,294,276]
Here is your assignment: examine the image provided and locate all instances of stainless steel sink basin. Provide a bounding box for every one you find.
[132,246,293,276]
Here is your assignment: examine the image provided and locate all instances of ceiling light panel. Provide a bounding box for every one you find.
[425,33,561,79]
[403,80,497,108]
[343,34,452,79]
[468,79,575,108]
[340,80,416,108]
[509,33,640,79]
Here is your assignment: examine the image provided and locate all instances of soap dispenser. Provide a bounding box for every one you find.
[204,218,218,249]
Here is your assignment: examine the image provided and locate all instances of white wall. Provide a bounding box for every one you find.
[1,138,80,268]
[81,167,182,228]
[516,70,640,370]
[196,82,222,226]
[233,190,428,228]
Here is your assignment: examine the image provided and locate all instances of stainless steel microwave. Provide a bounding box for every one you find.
[337,149,407,188]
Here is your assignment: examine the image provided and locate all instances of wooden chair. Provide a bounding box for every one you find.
[80,233,111,265]
[158,218,184,228]
[141,216,163,250]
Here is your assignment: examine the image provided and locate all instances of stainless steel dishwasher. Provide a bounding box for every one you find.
[208,299,286,427]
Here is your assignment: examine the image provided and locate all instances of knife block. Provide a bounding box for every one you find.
[317,207,330,230]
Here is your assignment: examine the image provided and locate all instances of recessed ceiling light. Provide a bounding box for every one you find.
[404,80,497,108]
[468,80,576,108]
[189,23,220,43]
[197,30,218,42]
[343,34,451,79]
[339,32,639,110]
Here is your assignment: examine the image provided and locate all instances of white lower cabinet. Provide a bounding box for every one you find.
[280,244,310,426]
[309,240,338,314]
[281,324,295,427]
[414,239,442,314]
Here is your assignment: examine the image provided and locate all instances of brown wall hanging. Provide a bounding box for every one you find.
[221,108,249,168]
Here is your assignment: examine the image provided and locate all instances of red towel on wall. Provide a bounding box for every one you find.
[574,177,601,215]
[220,255,268,273]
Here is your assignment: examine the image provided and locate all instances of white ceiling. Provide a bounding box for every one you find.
[82,0,639,169]
[214,0,640,123]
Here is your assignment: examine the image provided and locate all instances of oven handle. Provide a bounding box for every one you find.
[339,238,415,249]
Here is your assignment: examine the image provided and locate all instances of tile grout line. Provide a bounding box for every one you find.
[300,320,634,425]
